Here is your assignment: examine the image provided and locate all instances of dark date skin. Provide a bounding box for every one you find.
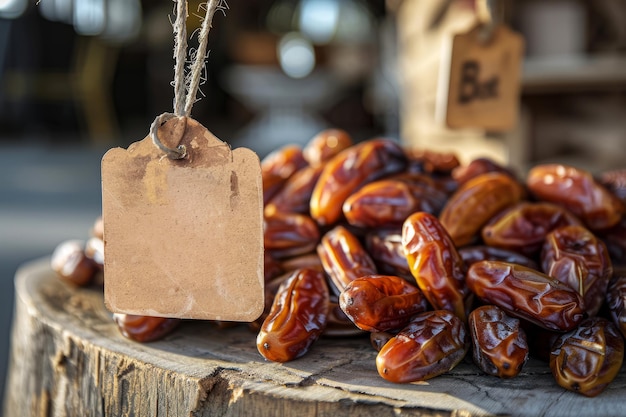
[310,138,407,226]
[527,164,625,231]
[439,172,525,247]
[541,225,613,317]
[264,210,320,259]
[459,245,538,270]
[469,305,529,378]
[466,261,586,332]
[317,225,378,294]
[51,240,97,287]
[261,145,307,204]
[452,157,515,186]
[257,268,329,362]
[402,212,472,322]
[605,271,626,339]
[265,164,323,215]
[339,275,429,332]
[482,202,583,257]
[113,314,180,343]
[365,229,412,278]
[343,179,445,228]
[599,217,626,267]
[550,317,624,397]
[376,310,468,383]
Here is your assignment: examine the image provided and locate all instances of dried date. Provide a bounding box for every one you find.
[605,271,626,339]
[482,202,582,256]
[469,305,529,378]
[527,164,625,231]
[466,261,586,331]
[376,310,468,383]
[550,317,624,397]
[264,211,320,259]
[303,128,353,167]
[257,268,329,362]
[402,212,472,321]
[365,229,412,278]
[439,172,525,247]
[261,145,307,204]
[343,179,444,228]
[317,225,378,293]
[51,240,97,286]
[265,164,323,214]
[310,138,407,226]
[339,275,429,332]
[452,157,515,186]
[541,225,612,316]
[113,314,180,343]
[459,245,538,270]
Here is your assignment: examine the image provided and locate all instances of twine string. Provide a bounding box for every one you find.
[151,0,223,159]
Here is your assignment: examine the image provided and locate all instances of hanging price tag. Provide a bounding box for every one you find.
[102,116,264,321]
[436,23,524,132]
[102,1,264,322]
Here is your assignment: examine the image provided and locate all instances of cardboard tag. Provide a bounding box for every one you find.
[102,117,264,322]
[436,23,524,132]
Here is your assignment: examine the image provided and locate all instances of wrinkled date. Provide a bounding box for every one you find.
[343,179,444,228]
[466,261,586,331]
[265,164,323,215]
[310,138,407,226]
[482,202,582,256]
[302,128,353,167]
[402,212,472,321]
[550,317,624,397]
[113,314,180,343]
[439,172,525,247]
[606,271,626,339]
[527,164,625,231]
[339,275,429,332]
[376,310,468,383]
[317,225,378,293]
[451,157,514,186]
[257,268,329,362]
[264,210,320,259]
[51,240,97,286]
[365,229,412,278]
[261,145,307,204]
[541,225,613,317]
[469,305,529,378]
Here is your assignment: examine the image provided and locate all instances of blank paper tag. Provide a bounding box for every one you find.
[437,23,524,132]
[102,117,264,322]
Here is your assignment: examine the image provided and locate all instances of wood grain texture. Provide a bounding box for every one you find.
[5,258,626,417]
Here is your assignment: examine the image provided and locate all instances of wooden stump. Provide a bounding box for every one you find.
[5,258,626,417]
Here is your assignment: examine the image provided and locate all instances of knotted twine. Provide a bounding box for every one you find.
[150,0,224,159]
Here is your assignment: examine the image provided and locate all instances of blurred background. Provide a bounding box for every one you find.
[1,0,626,405]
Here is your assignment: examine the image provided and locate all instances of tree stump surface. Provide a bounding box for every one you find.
[5,257,626,417]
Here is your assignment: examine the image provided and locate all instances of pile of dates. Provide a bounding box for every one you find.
[51,128,626,397]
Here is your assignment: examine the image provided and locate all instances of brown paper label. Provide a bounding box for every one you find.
[102,117,264,321]
[437,23,524,132]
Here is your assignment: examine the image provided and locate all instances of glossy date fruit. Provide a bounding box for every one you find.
[550,317,624,397]
[264,210,320,259]
[302,128,353,167]
[605,271,626,339]
[310,138,407,226]
[343,179,444,228]
[527,164,625,231]
[113,314,180,343]
[451,157,514,186]
[402,212,472,321]
[439,172,525,247]
[466,261,586,331]
[261,145,307,204]
[541,225,612,317]
[51,240,97,286]
[257,268,329,362]
[481,202,582,256]
[339,275,429,332]
[376,310,468,383]
[469,305,529,378]
[365,229,412,278]
[265,164,323,215]
[317,225,378,293]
